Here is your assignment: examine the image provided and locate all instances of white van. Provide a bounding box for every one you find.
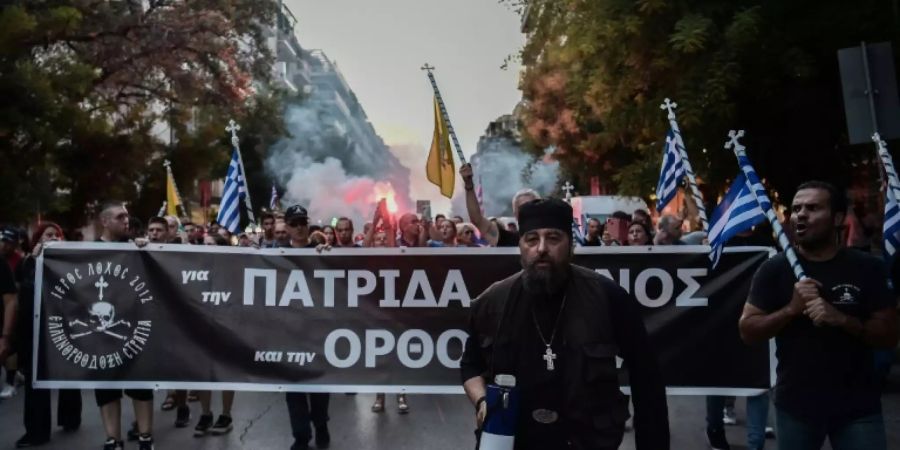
[570,195,649,224]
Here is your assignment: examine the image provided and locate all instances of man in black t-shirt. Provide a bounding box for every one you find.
[94,201,155,450]
[738,181,898,450]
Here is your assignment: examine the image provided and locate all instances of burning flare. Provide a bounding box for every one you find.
[374,182,399,214]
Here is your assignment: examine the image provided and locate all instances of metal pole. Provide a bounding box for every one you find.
[861,42,881,135]
[660,98,709,233]
[725,130,807,280]
[421,64,468,165]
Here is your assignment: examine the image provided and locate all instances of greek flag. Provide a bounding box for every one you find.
[656,130,684,211]
[708,173,766,268]
[884,188,900,257]
[216,149,246,233]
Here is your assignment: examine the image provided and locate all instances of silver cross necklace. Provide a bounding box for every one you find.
[532,294,567,371]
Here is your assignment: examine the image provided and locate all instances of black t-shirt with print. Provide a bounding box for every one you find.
[748,248,896,421]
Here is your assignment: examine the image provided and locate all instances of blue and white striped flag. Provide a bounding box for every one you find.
[884,187,900,257]
[216,149,247,233]
[269,184,279,211]
[708,173,766,268]
[656,130,684,211]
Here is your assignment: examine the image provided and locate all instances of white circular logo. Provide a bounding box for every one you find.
[46,261,153,371]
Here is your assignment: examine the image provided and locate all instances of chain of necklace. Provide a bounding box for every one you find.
[532,294,567,349]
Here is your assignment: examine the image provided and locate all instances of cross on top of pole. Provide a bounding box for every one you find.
[660,98,678,119]
[163,159,171,169]
[226,119,241,146]
[725,129,746,154]
[421,63,435,72]
[562,181,575,200]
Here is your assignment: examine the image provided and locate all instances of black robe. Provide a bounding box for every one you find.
[461,264,670,450]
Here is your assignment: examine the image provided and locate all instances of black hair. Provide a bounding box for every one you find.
[336,217,354,229]
[209,234,230,246]
[632,209,650,219]
[147,216,168,228]
[260,212,275,222]
[627,221,653,245]
[128,215,143,233]
[611,210,630,220]
[795,180,847,215]
[99,200,126,216]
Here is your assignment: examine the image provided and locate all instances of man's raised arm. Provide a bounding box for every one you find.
[460,163,498,246]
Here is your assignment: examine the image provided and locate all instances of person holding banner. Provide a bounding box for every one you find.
[461,198,669,450]
[739,181,898,450]
[193,235,236,437]
[281,204,332,450]
[94,202,155,450]
[14,222,83,448]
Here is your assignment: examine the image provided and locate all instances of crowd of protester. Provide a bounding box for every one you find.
[0,164,896,450]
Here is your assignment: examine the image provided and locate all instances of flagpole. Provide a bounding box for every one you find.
[226,119,256,225]
[661,98,709,233]
[163,159,187,217]
[725,130,806,280]
[421,64,467,165]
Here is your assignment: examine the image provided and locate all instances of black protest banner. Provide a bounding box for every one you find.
[34,243,772,395]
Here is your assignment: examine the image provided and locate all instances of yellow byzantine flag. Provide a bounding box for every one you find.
[426,97,455,198]
[166,167,183,216]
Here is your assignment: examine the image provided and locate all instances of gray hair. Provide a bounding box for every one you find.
[511,188,541,217]
[657,214,682,231]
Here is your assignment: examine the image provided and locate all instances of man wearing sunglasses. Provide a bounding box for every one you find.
[281,204,331,450]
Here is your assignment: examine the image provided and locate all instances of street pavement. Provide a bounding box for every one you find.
[1,368,898,450]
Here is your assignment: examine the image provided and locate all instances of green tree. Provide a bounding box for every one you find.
[508,0,898,204]
[0,0,281,228]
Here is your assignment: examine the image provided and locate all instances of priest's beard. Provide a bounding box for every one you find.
[521,255,571,297]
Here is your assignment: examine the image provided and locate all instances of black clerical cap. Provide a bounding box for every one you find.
[517,198,573,241]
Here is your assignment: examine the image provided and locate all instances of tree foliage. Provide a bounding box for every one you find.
[508,0,899,203]
[0,0,281,228]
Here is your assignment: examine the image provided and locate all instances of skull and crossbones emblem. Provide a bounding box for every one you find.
[69,276,131,341]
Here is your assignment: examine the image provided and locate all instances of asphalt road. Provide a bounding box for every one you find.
[1,371,898,450]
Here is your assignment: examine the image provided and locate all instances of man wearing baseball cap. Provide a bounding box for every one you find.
[281,204,331,449]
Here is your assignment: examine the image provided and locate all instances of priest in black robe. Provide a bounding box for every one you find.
[460,198,670,450]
